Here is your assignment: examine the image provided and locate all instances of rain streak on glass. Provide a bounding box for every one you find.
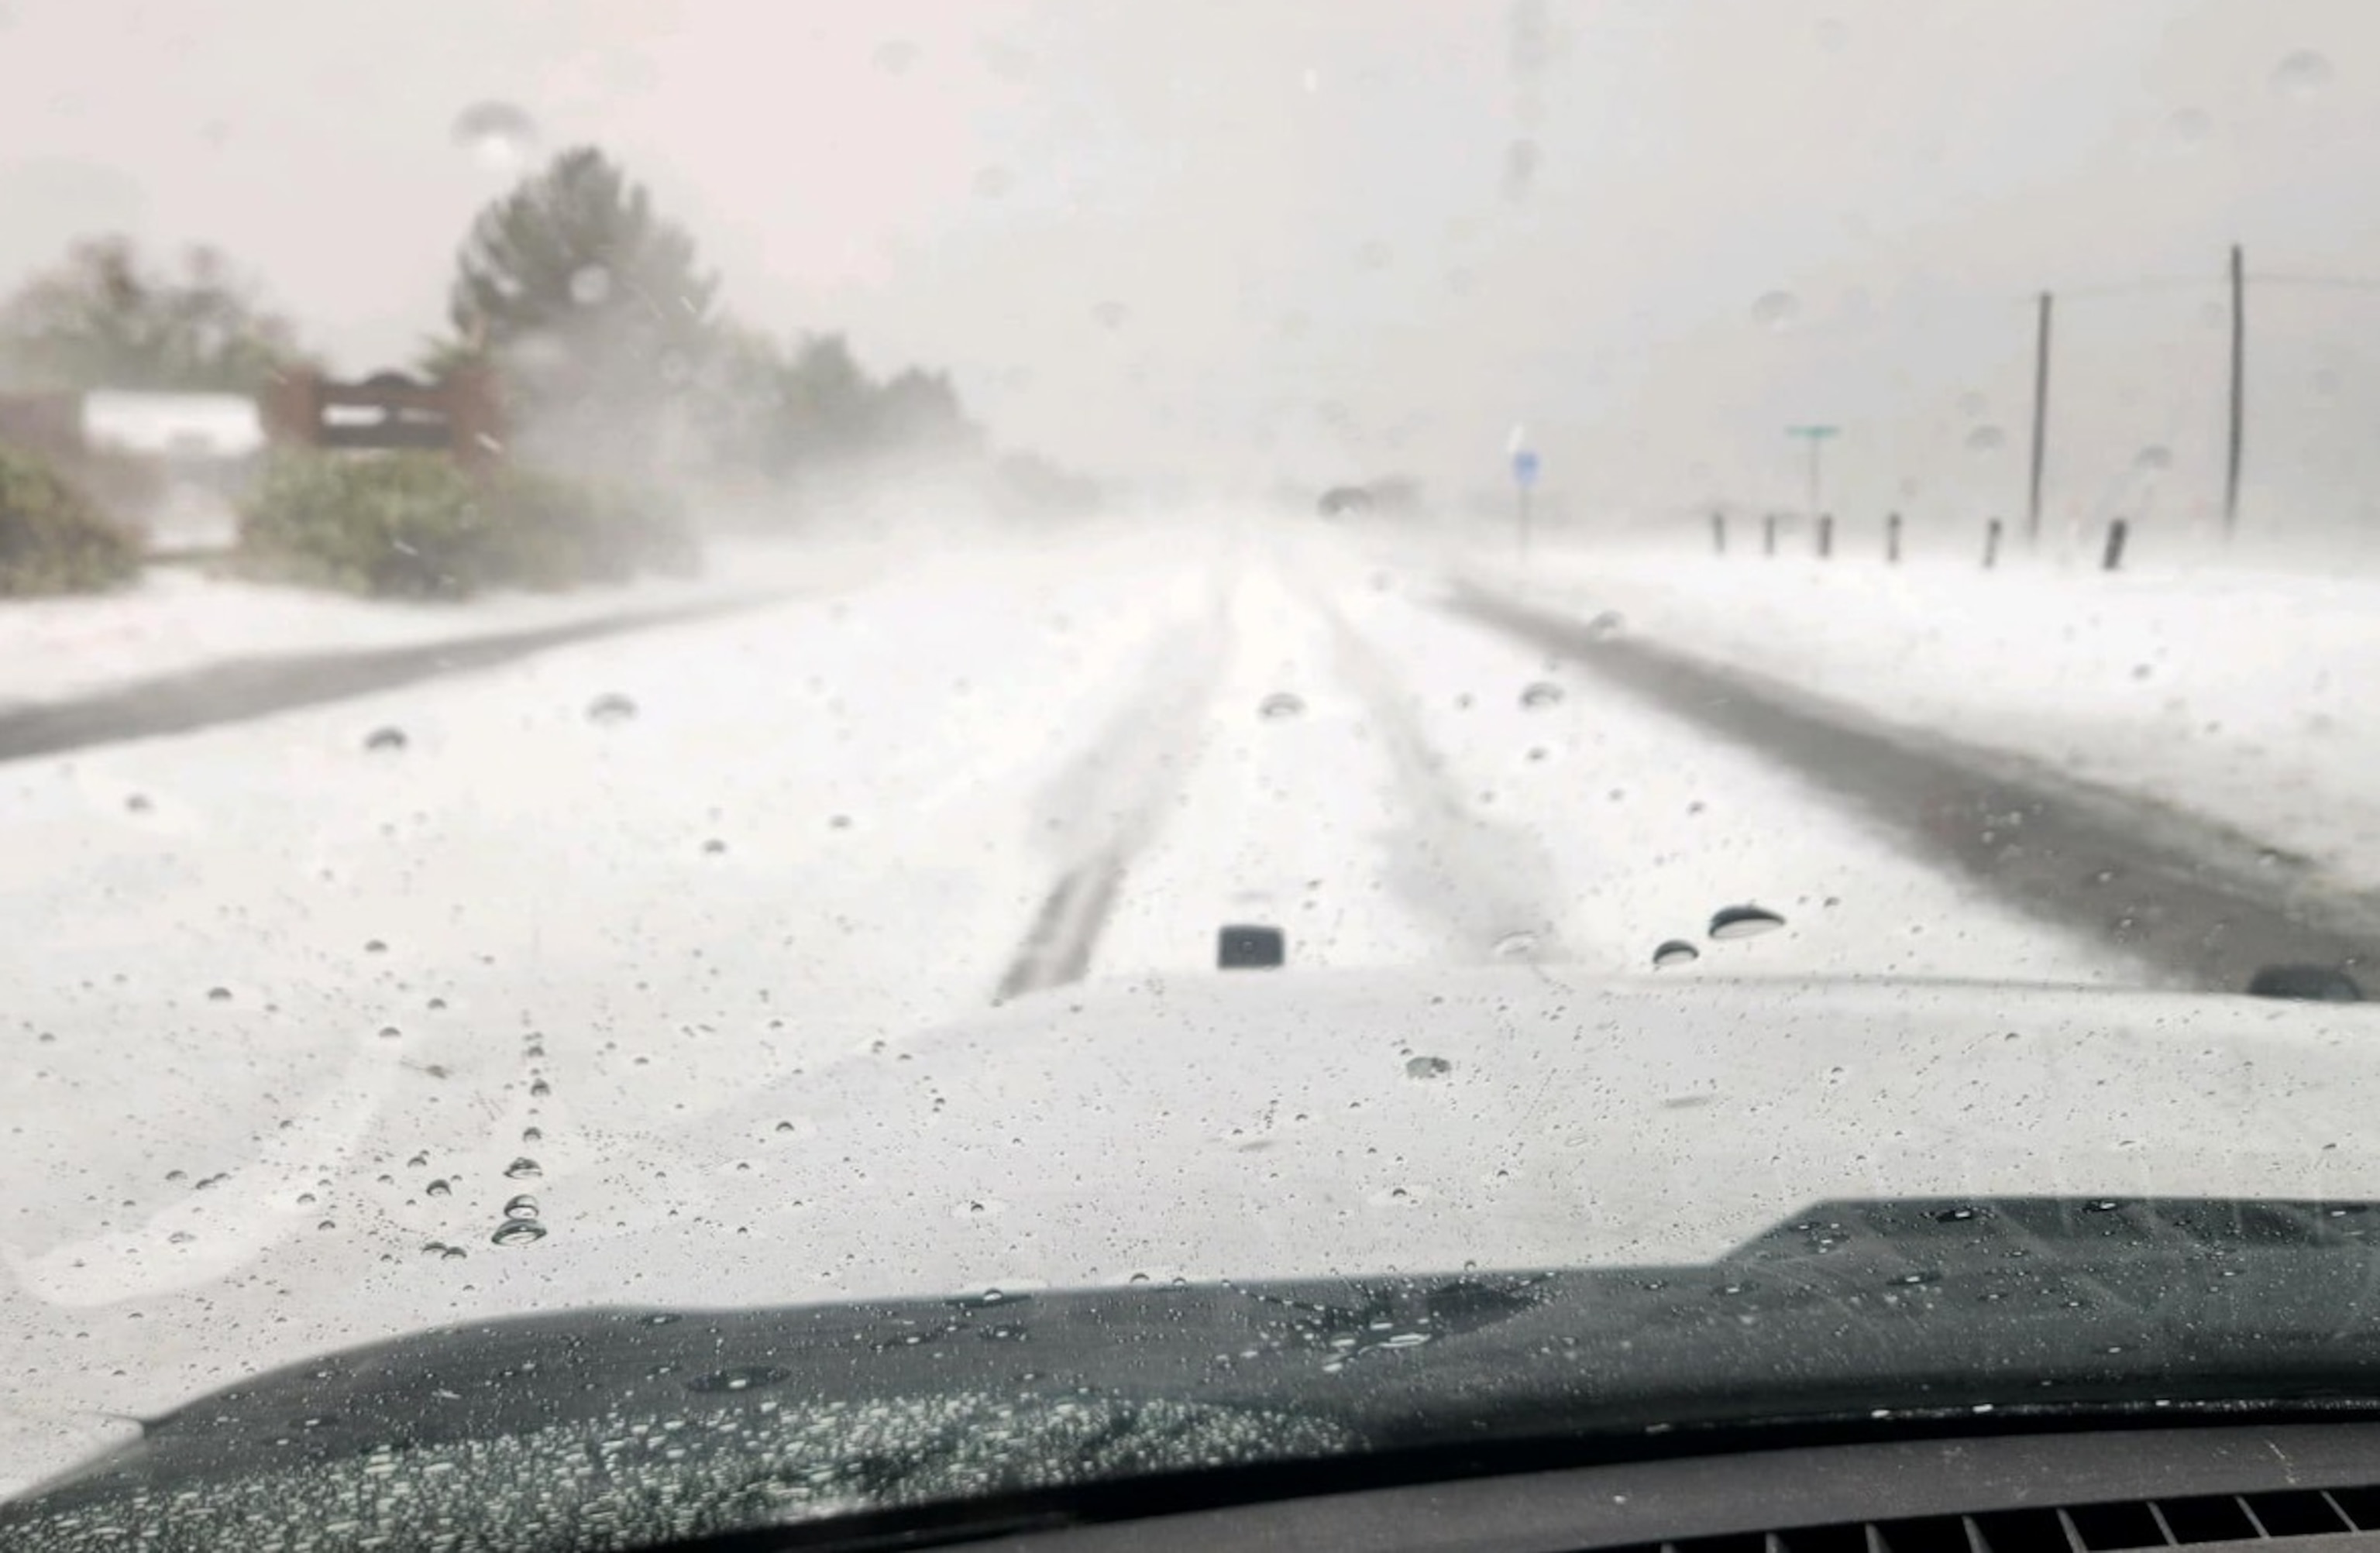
[1709,905,1788,940]
[450,100,538,173]
[1751,290,1801,329]
[1258,692,1305,720]
[2168,107,2213,149]
[568,264,612,306]
[2272,50,2334,98]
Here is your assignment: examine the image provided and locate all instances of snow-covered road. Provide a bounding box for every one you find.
[1,510,2366,1489]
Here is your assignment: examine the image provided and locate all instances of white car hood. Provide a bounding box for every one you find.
[5,967,2378,1486]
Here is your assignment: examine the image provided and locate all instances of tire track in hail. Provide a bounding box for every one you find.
[1441,576,2379,993]
[992,579,1234,1001]
[1281,562,1573,964]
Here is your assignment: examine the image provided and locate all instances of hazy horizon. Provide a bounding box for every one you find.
[3,2,2379,534]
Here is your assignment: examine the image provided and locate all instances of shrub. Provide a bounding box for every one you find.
[237,451,702,598]
[237,451,488,597]
[0,445,141,596]
[483,468,700,589]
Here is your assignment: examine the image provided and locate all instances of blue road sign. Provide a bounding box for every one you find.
[1512,448,1541,487]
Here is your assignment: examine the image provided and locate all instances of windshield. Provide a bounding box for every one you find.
[5,0,2380,1544]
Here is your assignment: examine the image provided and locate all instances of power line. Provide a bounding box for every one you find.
[2043,277,2215,302]
[2250,272,2380,294]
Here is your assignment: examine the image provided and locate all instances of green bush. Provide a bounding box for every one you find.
[483,468,701,589]
[237,451,487,597]
[0,445,141,596]
[237,451,701,598]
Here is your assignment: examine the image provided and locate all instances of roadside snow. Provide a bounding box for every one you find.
[0,534,883,711]
[1468,541,2380,902]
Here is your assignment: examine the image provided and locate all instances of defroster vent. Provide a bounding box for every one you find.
[1602,1483,2380,1553]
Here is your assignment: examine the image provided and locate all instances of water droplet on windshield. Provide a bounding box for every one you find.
[521,1126,542,1143]
[490,1219,547,1247]
[125,793,151,813]
[586,692,638,724]
[1752,290,1800,329]
[363,727,408,753]
[1586,611,1624,641]
[702,837,727,855]
[425,1179,452,1197]
[502,1194,540,1220]
[2273,49,2333,97]
[1503,139,1539,198]
[451,101,538,171]
[1653,940,1700,968]
[504,1157,542,1180]
[1709,904,1787,940]
[1965,424,2007,453]
[1258,692,1305,720]
[567,265,611,307]
[377,1026,401,1040]
[364,939,388,954]
[206,986,232,1002]
[1405,1055,1452,1080]
[1491,930,1540,960]
[1518,681,1564,709]
[2134,445,2172,471]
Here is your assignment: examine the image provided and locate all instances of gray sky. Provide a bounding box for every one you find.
[4,1,2380,531]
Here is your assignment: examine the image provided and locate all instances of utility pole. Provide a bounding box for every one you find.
[2026,291,2052,546]
[1784,424,1839,519]
[2224,242,2245,538]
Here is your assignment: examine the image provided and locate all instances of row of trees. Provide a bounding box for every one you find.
[0,146,1079,514]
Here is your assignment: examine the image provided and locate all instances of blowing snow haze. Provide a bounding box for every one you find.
[16,5,2380,1544]
[0,1,2378,527]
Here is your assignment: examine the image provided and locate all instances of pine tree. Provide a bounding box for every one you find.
[443,148,718,462]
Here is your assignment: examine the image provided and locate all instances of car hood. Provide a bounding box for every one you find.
[5,967,2379,1489]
